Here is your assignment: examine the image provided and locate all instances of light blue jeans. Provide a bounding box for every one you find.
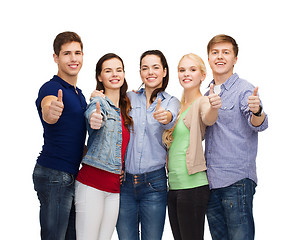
[206,178,256,240]
[116,167,167,240]
[33,163,76,240]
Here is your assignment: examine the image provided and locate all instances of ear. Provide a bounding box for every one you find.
[98,75,103,82]
[201,73,206,82]
[163,68,167,78]
[233,56,238,65]
[53,54,59,64]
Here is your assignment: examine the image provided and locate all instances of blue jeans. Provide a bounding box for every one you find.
[116,167,167,240]
[33,163,76,240]
[206,178,256,240]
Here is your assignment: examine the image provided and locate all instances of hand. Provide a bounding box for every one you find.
[90,101,103,129]
[47,89,64,123]
[248,87,260,114]
[153,98,170,124]
[208,84,221,109]
[120,170,124,185]
[90,90,105,99]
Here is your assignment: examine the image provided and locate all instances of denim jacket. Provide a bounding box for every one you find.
[82,96,122,174]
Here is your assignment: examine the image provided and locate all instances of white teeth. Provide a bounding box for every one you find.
[216,63,224,65]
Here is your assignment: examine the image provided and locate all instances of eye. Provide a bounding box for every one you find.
[178,69,185,73]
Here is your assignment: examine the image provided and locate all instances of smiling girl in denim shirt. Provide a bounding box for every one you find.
[75,53,133,240]
[116,50,180,240]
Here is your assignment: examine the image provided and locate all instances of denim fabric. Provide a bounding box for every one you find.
[204,73,268,189]
[206,178,256,240]
[116,168,167,240]
[83,96,122,174]
[125,90,180,174]
[33,163,76,240]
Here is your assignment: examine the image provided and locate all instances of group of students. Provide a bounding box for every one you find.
[32,31,268,240]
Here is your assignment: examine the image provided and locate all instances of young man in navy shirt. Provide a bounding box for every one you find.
[33,31,87,240]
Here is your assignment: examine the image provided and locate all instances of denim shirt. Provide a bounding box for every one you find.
[204,73,268,189]
[125,89,180,174]
[82,96,122,174]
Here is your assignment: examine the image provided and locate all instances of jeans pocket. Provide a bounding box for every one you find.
[147,177,167,192]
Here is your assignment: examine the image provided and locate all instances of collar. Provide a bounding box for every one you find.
[137,88,167,100]
[208,73,239,91]
[52,75,82,93]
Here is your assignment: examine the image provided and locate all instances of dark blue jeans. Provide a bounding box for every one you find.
[33,163,76,240]
[206,178,256,240]
[116,167,167,240]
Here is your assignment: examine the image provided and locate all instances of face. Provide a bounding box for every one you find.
[208,42,237,80]
[98,58,125,91]
[54,41,83,80]
[178,56,205,90]
[140,55,167,91]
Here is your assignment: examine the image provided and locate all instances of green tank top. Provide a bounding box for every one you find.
[168,105,208,190]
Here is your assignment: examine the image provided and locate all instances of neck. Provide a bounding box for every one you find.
[57,72,78,87]
[213,71,234,85]
[183,88,202,104]
[105,89,120,108]
[145,87,154,107]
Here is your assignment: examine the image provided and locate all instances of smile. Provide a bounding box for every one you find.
[69,64,79,69]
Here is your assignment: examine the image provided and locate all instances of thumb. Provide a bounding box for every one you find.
[155,98,162,111]
[253,87,258,96]
[96,101,101,114]
[209,83,214,95]
[57,89,63,102]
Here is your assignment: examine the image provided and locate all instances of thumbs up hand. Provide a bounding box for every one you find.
[248,87,260,114]
[90,101,103,129]
[153,98,170,124]
[208,84,221,109]
[47,89,64,122]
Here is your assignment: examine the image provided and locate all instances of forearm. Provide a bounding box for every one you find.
[203,107,218,126]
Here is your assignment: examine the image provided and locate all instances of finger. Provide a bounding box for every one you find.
[96,102,101,114]
[155,98,162,111]
[57,89,63,102]
[209,83,214,95]
[253,87,258,96]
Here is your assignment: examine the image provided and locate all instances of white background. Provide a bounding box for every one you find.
[1,0,292,239]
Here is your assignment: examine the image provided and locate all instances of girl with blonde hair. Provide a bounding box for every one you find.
[163,53,221,240]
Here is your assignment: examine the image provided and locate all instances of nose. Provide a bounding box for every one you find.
[148,68,154,75]
[70,52,77,62]
[184,70,189,76]
[217,52,223,59]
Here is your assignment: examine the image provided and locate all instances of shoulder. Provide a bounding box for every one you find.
[38,78,62,97]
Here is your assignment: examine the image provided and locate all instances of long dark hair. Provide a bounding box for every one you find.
[95,53,133,131]
[139,50,169,104]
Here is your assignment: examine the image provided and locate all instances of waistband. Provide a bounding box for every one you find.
[125,167,166,184]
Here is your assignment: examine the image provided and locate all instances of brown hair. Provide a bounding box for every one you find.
[53,31,83,56]
[139,50,169,104]
[207,34,238,57]
[95,53,133,131]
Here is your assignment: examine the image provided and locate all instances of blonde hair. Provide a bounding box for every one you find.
[162,53,206,149]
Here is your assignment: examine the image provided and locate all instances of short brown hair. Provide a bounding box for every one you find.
[53,31,83,56]
[207,34,238,57]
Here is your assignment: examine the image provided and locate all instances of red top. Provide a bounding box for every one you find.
[77,115,130,193]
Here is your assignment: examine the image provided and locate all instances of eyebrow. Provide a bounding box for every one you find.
[103,67,123,71]
[141,64,161,68]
